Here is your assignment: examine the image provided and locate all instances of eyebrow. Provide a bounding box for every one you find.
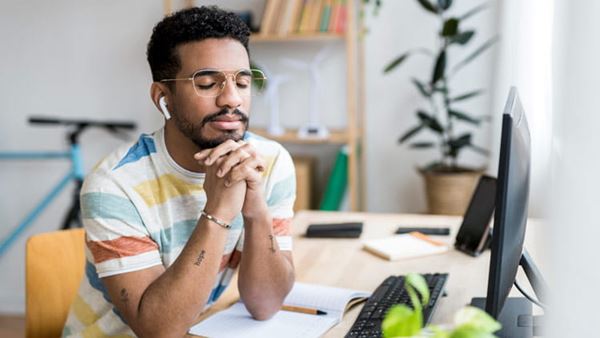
[188,68,252,77]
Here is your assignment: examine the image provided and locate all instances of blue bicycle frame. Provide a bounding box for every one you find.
[0,144,85,257]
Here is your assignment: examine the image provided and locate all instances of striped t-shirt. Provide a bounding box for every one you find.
[62,128,296,337]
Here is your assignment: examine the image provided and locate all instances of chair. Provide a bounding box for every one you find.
[26,228,86,338]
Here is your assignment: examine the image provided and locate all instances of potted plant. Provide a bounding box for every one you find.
[382,273,501,338]
[366,0,497,215]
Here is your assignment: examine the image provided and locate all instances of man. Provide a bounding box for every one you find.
[63,6,296,337]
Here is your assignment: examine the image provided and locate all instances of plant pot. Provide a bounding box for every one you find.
[420,169,484,215]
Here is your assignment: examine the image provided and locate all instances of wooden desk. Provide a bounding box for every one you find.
[195,210,546,337]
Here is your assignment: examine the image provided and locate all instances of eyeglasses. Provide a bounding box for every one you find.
[160,68,267,98]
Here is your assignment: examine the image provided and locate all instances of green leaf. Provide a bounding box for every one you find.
[453,306,502,333]
[438,0,453,10]
[449,110,480,125]
[412,78,431,97]
[429,325,452,338]
[452,36,499,74]
[460,3,489,20]
[399,124,424,143]
[384,52,410,73]
[382,305,422,337]
[451,89,483,102]
[449,327,497,338]
[431,50,447,84]
[442,18,459,37]
[450,31,475,45]
[406,273,430,306]
[416,0,439,13]
[417,111,444,133]
[410,142,435,148]
[448,134,472,157]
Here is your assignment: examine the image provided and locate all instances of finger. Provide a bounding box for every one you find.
[193,149,212,161]
[217,149,251,178]
[203,140,242,165]
[225,157,264,186]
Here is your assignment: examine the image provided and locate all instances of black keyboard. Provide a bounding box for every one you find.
[345,273,449,338]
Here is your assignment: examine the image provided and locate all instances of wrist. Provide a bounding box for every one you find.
[204,202,236,224]
[201,211,231,229]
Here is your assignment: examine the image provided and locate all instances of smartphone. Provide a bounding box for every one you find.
[454,175,497,256]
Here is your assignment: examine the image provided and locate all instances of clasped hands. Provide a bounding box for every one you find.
[194,139,268,223]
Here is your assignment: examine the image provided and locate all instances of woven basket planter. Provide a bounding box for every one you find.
[420,169,484,215]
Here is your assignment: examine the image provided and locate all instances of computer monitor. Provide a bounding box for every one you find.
[471,88,547,338]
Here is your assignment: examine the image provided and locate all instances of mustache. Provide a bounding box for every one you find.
[201,108,248,127]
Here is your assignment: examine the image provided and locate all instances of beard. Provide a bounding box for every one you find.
[172,107,249,149]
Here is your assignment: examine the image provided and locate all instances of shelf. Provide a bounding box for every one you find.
[250,128,348,144]
[250,33,345,43]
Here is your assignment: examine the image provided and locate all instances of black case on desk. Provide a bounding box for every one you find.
[305,222,363,238]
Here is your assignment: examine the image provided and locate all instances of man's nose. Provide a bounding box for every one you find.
[216,76,244,108]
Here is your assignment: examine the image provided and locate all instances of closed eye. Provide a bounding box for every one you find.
[197,83,216,90]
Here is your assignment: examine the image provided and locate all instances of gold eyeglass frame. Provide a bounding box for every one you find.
[160,68,267,98]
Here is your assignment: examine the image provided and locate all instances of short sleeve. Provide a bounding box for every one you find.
[264,145,296,251]
[81,170,162,278]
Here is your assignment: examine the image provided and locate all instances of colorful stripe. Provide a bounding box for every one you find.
[133,173,203,207]
[87,236,158,263]
[72,295,99,326]
[150,219,197,253]
[273,218,292,236]
[81,192,144,226]
[267,175,296,206]
[113,134,156,170]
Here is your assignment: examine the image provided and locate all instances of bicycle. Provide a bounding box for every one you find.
[0,116,136,257]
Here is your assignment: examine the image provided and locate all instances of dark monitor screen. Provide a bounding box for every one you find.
[485,88,531,318]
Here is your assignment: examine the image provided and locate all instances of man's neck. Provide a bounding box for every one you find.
[163,123,206,173]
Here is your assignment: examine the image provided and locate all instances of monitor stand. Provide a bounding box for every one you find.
[470,297,533,338]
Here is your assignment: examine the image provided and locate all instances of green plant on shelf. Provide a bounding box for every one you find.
[382,273,501,338]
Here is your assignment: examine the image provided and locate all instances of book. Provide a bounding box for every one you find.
[319,146,348,211]
[363,232,450,261]
[260,0,281,35]
[188,282,370,338]
[287,0,306,34]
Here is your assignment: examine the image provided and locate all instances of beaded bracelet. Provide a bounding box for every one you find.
[201,211,231,229]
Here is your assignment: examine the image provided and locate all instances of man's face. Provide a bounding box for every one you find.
[169,38,251,149]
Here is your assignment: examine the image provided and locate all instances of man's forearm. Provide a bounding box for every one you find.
[134,219,229,337]
[238,214,295,320]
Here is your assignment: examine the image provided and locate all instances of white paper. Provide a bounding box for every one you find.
[188,283,370,338]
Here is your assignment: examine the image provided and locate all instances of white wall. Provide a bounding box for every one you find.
[0,0,498,314]
[547,0,600,336]
[0,0,165,314]
[363,1,498,213]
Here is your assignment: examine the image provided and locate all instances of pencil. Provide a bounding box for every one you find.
[281,305,328,315]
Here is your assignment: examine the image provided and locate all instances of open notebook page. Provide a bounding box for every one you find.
[188,283,370,338]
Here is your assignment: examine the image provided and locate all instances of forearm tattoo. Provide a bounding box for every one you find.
[194,249,206,266]
[269,235,276,253]
[120,288,129,304]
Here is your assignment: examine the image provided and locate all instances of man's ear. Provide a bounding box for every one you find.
[151,83,172,120]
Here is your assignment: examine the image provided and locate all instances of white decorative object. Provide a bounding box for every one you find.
[282,47,333,139]
[258,63,289,136]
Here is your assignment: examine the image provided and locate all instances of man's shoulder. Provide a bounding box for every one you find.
[85,132,159,187]
[244,131,289,157]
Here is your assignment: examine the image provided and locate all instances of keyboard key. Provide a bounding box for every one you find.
[344,273,448,338]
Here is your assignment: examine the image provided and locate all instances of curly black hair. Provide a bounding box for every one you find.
[147,6,250,83]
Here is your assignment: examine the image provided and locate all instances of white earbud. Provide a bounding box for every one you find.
[159,96,171,120]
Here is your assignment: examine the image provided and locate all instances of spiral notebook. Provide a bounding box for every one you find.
[363,232,449,261]
[188,282,370,338]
